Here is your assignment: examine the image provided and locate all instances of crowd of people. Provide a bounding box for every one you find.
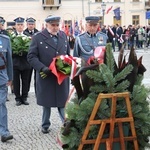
[64,22,150,51]
[0,14,149,145]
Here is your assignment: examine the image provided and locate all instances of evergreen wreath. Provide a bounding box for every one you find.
[60,43,150,150]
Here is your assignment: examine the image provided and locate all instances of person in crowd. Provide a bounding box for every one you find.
[101,25,107,34]
[24,17,39,93]
[0,16,13,99]
[107,25,116,52]
[0,17,8,36]
[135,25,140,49]
[137,25,145,48]
[129,25,136,49]
[6,26,15,34]
[0,34,13,142]
[116,23,123,51]
[12,17,31,106]
[146,25,150,47]
[27,16,70,134]
[73,16,108,61]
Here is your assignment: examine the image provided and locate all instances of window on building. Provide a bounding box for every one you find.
[132,0,139,2]
[114,0,121,2]
[95,0,102,2]
[132,15,139,25]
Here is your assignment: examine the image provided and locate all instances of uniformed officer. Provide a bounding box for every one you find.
[0,34,13,142]
[0,17,12,101]
[24,17,39,93]
[73,16,108,61]
[24,17,39,37]
[12,17,30,106]
[27,16,70,134]
[0,17,8,36]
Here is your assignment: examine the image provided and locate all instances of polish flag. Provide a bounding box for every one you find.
[106,6,113,14]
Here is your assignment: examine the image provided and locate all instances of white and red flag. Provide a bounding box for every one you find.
[106,6,113,14]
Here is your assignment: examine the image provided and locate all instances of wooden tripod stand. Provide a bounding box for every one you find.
[78,92,139,150]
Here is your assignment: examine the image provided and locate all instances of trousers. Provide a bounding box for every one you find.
[0,84,10,136]
[42,106,65,129]
[13,69,30,101]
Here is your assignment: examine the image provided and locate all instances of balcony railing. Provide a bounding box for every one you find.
[42,0,61,10]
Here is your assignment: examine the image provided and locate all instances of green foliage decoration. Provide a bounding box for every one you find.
[60,43,150,150]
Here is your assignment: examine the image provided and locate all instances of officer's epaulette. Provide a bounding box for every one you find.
[0,34,9,40]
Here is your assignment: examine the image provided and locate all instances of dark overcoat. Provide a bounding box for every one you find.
[27,29,70,107]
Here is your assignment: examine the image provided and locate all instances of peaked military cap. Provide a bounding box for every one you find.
[26,17,36,23]
[45,16,61,24]
[14,17,25,24]
[85,16,100,24]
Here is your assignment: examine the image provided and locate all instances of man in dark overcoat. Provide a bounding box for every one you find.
[27,16,70,134]
[12,17,31,106]
[24,17,39,93]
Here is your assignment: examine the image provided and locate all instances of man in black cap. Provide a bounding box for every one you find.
[12,17,30,106]
[0,16,8,36]
[73,16,108,61]
[24,17,38,37]
[27,15,70,134]
[24,17,39,93]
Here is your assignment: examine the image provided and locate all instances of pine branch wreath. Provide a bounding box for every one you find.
[60,44,150,150]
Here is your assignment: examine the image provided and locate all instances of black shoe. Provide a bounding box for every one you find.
[22,101,29,105]
[1,135,13,142]
[16,101,22,106]
[41,128,49,134]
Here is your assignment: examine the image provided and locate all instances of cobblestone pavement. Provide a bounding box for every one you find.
[0,49,150,150]
[0,93,63,150]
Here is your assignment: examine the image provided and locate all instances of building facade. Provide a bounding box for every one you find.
[0,0,150,30]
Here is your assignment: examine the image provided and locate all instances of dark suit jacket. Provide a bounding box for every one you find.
[24,28,39,37]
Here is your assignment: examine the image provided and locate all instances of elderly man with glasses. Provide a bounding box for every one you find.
[27,15,70,134]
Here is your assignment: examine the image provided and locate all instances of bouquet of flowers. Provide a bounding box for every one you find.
[49,55,81,85]
[9,33,31,56]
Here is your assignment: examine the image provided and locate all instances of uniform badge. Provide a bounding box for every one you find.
[98,36,104,44]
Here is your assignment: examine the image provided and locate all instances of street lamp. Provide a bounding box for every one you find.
[101,2,106,25]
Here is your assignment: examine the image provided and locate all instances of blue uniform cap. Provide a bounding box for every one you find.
[26,17,36,24]
[14,17,25,24]
[45,16,61,24]
[85,16,100,24]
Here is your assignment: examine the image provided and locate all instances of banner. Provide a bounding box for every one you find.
[113,7,120,20]
[146,11,150,19]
